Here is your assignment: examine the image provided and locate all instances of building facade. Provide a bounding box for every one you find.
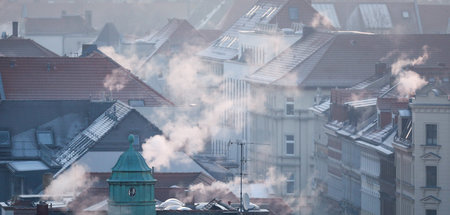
[394,82,450,215]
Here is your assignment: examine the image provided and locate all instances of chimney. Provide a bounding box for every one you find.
[42,172,53,189]
[12,21,18,37]
[375,62,387,76]
[36,201,49,215]
[61,10,67,17]
[85,10,92,27]
[81,44,97,56]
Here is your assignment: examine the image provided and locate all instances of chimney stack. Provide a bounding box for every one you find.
[36,201,49,215]
[85,10,92,27]
[375,62,387,76]
[12,21,18,37]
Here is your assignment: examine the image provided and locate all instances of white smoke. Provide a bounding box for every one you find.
[391,45,429,96]
[311,13,334,29]
[103,68,130,91]
[43,164,97,197]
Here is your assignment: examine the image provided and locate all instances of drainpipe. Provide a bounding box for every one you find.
[414,0,423,34]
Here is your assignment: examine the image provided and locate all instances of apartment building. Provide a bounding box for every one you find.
[394,76,450,215]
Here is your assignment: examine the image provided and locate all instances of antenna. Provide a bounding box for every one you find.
[229,139,248,214]
[243,193,250,211]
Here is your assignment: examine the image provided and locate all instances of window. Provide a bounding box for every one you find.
[288,7,299,21]
[0,131,10,146]
[285,135,294,155]
[130,134,140,146]
[426,209,437,215]
[37,131,54,145]
[402,11,410,18]
[426,166,437,187]
[426,124,437,145]
[286,174,295,194]
[285,97,294,116]
[128,99,145,107]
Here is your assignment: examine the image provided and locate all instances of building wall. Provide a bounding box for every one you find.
[411,92,450,215]
[63,35,97,56]
[248,85,324,199]
[26,35,63,55]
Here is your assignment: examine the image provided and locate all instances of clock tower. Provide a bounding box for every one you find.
[108,135,156,215]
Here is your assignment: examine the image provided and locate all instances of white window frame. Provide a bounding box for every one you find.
[285,97,294,116]
[286,173,295,194]
[285,135,295,155]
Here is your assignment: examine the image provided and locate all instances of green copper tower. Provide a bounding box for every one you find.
[108,135,157,215]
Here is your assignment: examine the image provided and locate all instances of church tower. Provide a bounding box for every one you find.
[108,135,156,215]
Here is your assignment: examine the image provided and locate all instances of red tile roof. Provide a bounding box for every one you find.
[0,56,172,106]
[0,37,59,57]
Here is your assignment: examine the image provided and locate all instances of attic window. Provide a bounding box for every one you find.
[0,131,10,146]
[402,11,409,18]
[37,131,54,145]
[128,99,145,107]
[288,7,299,21]
[9,61,15,68]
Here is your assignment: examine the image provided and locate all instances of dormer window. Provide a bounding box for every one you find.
[37,130,54,146]
[128,99,145,107]
[0,131,10,146]
[289,7,299,21]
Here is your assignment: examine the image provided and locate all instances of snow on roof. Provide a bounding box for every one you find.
[345,98,377,108]
[310,100,330,114]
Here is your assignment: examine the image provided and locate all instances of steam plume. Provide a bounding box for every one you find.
[391,45,429,96]
[43,164,96,197]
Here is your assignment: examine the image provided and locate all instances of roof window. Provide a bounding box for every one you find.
[402,11,409,18]
[37,130,54,146]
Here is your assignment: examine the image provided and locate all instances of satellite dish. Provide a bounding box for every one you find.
[243,193,250,211]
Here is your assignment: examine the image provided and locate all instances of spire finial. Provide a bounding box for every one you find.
[128,134,134,147]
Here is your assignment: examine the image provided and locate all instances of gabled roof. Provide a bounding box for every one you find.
[24,15,96,35]
[0,56,173,106]
[94,23,121,47]
[0,37,59,57]
[142,18,207,63]
[199,0,327,61]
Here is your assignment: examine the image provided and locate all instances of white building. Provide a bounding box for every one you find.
[394,80,450,215]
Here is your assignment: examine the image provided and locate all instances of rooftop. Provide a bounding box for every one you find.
[0,56,173,106]
[0,36,59,57]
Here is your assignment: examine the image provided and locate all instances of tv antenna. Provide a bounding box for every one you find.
[229,140,249,214]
